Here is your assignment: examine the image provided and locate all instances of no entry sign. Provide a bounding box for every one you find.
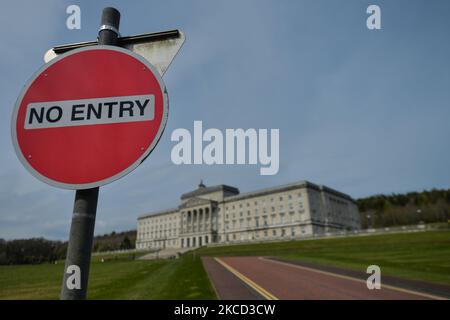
[11,45,168,189]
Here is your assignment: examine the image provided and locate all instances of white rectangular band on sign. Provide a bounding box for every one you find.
[24,94,154,130]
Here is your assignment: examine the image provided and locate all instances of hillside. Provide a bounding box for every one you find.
[357,188,450,228]
[93,230,136,252]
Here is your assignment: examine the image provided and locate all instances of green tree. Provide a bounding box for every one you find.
[120,236,132,250]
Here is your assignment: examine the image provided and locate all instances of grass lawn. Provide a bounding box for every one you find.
[0,253,216,300]
[197,230,450,285]
[0,230,448,299]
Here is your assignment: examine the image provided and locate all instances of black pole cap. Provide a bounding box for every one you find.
[98,7,121,45]
[101,7,121,29]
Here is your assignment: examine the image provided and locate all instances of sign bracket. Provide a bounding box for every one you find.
[44,29,185,77]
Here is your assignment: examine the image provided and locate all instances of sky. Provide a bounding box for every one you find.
[0,0,449,240]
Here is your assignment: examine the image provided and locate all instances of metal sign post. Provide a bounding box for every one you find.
[60,7,121,300]
[11,6,184,300]
[60,188,99,299]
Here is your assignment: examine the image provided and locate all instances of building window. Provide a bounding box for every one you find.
[289,212,295,222]
[273,229,277,236]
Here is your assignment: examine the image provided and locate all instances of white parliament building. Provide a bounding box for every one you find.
[136,181,360,250]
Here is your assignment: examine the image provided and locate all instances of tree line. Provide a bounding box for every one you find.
[357,188,450,228]
[0,230,136,265]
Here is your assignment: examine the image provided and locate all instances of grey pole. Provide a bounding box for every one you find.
[60,7,121,300]
[60,188,99,299]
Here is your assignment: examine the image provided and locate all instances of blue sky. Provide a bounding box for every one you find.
[0,0,449,240]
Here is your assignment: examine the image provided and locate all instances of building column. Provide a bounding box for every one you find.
[187,211,191,232]
[202,208,205,231]
[194,210,197,232]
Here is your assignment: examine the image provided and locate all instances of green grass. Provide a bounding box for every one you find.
[0,253,216,300]
[1,230,448,299]
[197,230,450,285]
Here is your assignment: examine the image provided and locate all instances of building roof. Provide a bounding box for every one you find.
[224,180,355,203]
[223,180,316,202]
[138,180,355,220]
[138,208,178,220]
[319,185,355,202]
[180,183,239,200]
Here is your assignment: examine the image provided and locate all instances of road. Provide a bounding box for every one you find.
[202,256,448,300]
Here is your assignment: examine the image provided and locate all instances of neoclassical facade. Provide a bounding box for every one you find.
[136,181,360,250]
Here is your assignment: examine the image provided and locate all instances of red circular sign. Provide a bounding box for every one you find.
[11,46,168,189]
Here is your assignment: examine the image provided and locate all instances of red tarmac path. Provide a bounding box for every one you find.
[203,256,448,300]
